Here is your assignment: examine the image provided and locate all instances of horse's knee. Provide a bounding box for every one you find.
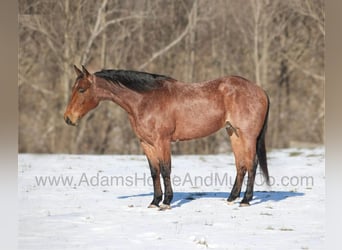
[150,167,160,179]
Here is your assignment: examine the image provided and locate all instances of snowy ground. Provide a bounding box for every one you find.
[18,147,325,250]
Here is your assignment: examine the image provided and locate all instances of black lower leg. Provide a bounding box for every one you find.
[228,178,241,202]
[227,169,246,202]
[150,183,163,206]
[161,161,173,205]
[241,163,257,205]
[149,161,162,206]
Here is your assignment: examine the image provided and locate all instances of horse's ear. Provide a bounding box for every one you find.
[82,65,91,77]
[73,65,83,77]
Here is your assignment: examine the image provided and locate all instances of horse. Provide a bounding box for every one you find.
[64,65,270,209]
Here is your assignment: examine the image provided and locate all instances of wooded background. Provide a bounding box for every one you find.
[19,0,324,154]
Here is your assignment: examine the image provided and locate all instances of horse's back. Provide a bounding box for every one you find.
[218,76,266,97]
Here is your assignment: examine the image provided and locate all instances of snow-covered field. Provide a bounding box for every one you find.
[18,147,325,250]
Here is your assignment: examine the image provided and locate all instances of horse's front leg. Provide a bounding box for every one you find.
[147,158,163,208]
[140,140,173,209]
[160,159,173,210]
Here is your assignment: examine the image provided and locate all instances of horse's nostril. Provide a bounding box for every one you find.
[65,116,73,125]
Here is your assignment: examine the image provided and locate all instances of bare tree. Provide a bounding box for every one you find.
[19,0,324,154]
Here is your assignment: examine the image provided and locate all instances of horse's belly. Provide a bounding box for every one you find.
[171,112,225,141]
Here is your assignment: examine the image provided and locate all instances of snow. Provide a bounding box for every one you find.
[18,147,325,250]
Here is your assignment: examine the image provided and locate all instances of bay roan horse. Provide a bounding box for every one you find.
[64,65,270,209]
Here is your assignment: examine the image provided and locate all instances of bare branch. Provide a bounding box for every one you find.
[282,53,325,81]
[138,24,190,71]
[291,0,325,36]
[20,15,64,65]
[19,82,55,96]
[81,0,148,65]
[137,2,198,71]
[81,0,108,64]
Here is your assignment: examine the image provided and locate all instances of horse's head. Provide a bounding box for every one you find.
[64,65,100,126]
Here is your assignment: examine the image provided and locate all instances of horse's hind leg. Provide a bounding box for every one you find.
[227,135,246,204]
[228,134,257,206]
[240,156,258,206]
[227,165,246,204]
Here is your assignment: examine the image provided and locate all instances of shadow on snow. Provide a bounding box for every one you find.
[117,190,304,208]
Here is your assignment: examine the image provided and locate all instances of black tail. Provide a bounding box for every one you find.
[257,93,270,185]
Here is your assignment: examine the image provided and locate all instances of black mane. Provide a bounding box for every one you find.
[94,69,175,92]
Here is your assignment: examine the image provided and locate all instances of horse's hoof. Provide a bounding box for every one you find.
[227,200,235,205]
[239,202,250,207]
[148,204,159,208]
[159,204,171,211]
[227,198,238,205]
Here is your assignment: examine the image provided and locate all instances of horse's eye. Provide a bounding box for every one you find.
[78,88,86,93]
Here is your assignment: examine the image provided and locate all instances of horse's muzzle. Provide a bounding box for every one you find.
[64,116,76,126]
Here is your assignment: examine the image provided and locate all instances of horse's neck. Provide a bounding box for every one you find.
[95,79,140,114]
